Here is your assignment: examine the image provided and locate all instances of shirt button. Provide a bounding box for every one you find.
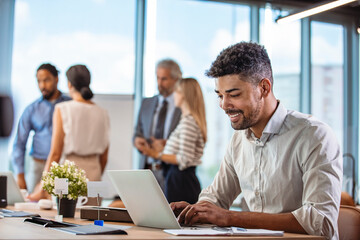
[255,191,259,196]
[255,166,259,171]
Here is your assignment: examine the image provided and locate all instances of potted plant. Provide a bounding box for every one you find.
[42,160,88,217]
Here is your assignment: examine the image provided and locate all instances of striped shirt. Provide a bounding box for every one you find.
[163,115,204,171]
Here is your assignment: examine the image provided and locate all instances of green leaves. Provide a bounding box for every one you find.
[42,160,88,200]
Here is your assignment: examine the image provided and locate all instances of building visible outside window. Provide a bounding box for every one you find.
[260,6,301,111]
[311,21,346,190]
[311,22,343,150]
[143,0,250,188]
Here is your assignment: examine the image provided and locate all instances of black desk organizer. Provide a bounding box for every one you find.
[23,216,78,227]
[23,216,128,235]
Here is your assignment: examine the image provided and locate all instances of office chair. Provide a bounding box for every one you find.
[338,205,360,240]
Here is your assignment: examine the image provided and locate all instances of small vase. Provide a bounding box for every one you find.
[56,197,77,218]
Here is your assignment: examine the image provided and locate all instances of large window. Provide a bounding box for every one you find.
[6,0,358,201]
[260,6,301,111]
[12,0,135,110]
[311,22,344,148]
[311,21,346,190]
[10,0,135,171]
[143,0,250,188]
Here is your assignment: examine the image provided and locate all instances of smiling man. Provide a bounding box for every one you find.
[12,63,71,192]
[171,42,342,240]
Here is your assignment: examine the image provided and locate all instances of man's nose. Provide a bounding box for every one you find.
[38,81,45,89]
[220,96,231,110]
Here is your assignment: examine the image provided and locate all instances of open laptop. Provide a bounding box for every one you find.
[0,171,26,205]
[107,170,181,229]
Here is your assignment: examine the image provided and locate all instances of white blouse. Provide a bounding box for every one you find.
[56,100,110,156]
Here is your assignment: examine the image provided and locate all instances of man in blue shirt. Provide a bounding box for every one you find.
[11,63,71,192]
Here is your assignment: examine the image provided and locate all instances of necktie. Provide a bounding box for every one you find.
[154,100,168,139]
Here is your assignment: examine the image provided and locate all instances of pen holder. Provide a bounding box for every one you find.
[57,197,76,218]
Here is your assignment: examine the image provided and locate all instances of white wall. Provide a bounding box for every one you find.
[92,94,134,198]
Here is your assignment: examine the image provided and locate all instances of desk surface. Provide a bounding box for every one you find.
[0,208,325,240]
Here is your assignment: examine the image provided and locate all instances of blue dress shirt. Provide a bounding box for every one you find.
[11,93,71,174]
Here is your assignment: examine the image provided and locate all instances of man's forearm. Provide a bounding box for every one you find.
[228,211,306,234]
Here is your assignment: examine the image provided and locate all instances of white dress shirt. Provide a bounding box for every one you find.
[198,102,342,240]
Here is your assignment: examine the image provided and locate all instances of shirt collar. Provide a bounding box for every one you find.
[40,91,67,104]
[262,101,287,135]
[246,100,287,144]
[158,93,175,106]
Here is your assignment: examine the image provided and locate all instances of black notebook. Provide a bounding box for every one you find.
[24,216,78,227]
[24,216,127,235]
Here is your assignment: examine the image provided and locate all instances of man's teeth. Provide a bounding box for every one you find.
[229,113,240,117]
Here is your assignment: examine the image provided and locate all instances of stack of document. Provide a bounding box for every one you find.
[164,227,284,236]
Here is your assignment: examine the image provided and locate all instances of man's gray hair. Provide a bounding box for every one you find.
[156,59,182,81]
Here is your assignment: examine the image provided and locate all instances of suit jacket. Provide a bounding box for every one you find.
[134,95,182,169]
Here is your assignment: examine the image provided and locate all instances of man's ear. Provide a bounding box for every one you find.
[259,78,272,97]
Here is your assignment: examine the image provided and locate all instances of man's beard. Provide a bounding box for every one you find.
[158,87,172,97]
[226,101,262,130]
[41,89,56,100]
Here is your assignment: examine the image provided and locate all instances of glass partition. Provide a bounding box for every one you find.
[260,6,301,111]
[144,0,250,188]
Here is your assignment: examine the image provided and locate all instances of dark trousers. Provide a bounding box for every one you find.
[164,165,201,204]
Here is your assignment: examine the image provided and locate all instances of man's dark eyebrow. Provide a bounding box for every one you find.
[214,88,240,94]
[225,88,240,93]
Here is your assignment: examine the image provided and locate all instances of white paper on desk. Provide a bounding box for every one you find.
[164,228,284,236]
[231,227,284,236]
[87,181,108,197]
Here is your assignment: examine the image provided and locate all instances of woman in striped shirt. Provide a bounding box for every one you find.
[143,77,207,204]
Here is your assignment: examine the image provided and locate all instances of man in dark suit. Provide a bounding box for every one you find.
[134,59,182,190]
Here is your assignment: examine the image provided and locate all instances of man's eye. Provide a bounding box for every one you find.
[217,95,223,99]
[230,94,240,97]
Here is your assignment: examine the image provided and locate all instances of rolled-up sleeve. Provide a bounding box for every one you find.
[199,136,242,209]
[292,123,342,240]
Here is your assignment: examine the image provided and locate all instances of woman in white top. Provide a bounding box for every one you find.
[143,78,207,204]
[29,65,110,201]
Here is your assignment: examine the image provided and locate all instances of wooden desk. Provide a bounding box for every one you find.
[0,208,325,240]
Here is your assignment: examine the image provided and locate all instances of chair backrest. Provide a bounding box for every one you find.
[340,192,355,206]
[338,205,360,240]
